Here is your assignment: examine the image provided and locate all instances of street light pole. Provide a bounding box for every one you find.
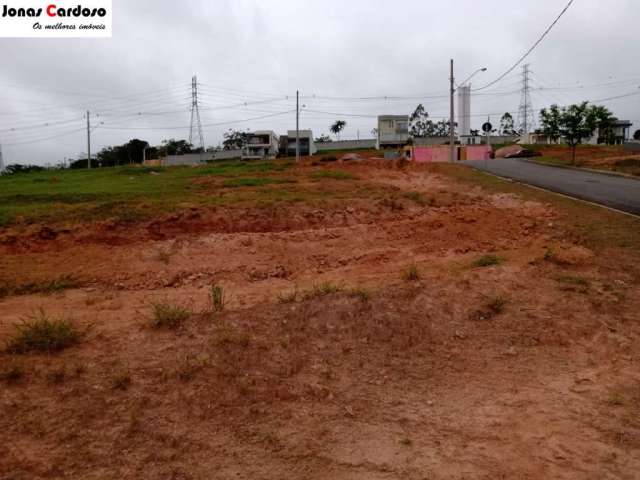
[450,65,487,162]
[449,59,455,162]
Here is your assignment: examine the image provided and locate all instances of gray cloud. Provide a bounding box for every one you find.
[1,0,639,164]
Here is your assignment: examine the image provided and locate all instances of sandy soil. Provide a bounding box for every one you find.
[1,160,640,479]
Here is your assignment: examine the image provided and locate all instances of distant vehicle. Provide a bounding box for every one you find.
[504,148,542,159]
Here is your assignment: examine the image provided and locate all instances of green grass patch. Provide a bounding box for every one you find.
[6,310,81,354]
[0,275,80,299]
[310,170,356,181]
[222,177,296,188]
[0,160,295,226]
[473,255,504,268]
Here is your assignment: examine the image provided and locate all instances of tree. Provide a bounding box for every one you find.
[2,164,44,175]
[329,120,346,140]
[540,102,614,165]
[221,129,249,150]
[432,119,456,137]
[538,104,563,143]
[499,112,516,135]
[634,129,640,141]
[409,104,435,137]
[162,139,193,155]
[315,134,331,143]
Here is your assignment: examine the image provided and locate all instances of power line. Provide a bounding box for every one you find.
[473,0,576,92]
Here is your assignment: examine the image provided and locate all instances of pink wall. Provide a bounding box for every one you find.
[465,145,492,161]
[413,146,450,163]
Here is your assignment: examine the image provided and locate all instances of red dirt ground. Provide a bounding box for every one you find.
[1,160,640,479]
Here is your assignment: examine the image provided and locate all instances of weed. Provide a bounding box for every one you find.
[556,275,589,286]
[474,255,504,268]
[0,362,25,384]
[176,353,210,381]
[607,392,625,407]
[222,177,296,188]
[214,322,250,348]
[210,284,226,312]
[349,287,371,303]
[156,249,172,264]
[403,191,427,206]
[0,276,80,299]
[112,368,132,390]
[277,289,298,304]
[6,310,81,354]
[301,281,345,300]
[310,170,355,181]
[402,263,420,282]
[46,366,67,384]
[150,302,190,329]
[487,296,507,314]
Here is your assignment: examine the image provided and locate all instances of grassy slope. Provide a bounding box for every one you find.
[0,161,294,226]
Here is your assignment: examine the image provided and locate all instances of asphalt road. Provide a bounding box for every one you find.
[461,158,640,215]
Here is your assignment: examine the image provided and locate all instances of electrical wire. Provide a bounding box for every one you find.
[473,0,576,92]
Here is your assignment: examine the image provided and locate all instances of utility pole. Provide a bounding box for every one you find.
[449,59,456,162]
[295,90,300,162]
[86,110,91,169]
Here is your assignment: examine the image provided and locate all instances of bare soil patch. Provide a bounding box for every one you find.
[1,160,640,479]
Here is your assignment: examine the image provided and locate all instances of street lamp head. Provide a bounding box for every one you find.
[480,68,488,72]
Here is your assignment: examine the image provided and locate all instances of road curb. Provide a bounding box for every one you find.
[465,165,640,220]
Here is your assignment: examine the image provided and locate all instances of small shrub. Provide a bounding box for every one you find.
[301,281,345,300]
[399,437,413,447]
[6,310,81,354]
[150,302,190,329]
[0,362,25,384]
[210,284,226,312]
[402,263,420,282]
[156,250,172,264]
[46,367,67,384]
[349,288,371,303]
[310,171,355,181]
[486,296,507,314]
[607,392,625,406]
[474,255,504,268]
[214,322,250,348]
[112,368,132,390]
[556,275,589,286]
[277,289,298,304]
[403,191,427,206]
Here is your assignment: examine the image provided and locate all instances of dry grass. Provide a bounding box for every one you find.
[402,263,421,282]
[150,302,190,329]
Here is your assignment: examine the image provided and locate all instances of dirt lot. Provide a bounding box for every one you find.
[1,158,640,479]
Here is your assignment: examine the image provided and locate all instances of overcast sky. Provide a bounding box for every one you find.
[1,0,639,165]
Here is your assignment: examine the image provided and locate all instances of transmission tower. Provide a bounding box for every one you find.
[189,75,205,151]
[517,64,535,135]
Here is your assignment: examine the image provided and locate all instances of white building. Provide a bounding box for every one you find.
[241,130,280,160]
[376,115,409,149]
[457,85,471,137]
[283,130,316,157]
